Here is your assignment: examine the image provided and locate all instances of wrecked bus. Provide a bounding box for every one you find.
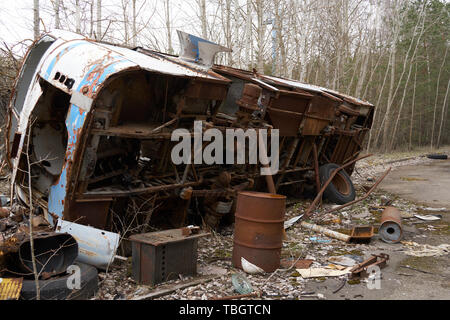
[5,30,374,234]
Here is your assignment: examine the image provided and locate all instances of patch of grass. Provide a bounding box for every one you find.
[397,256,443,274]
[347,279,361,285]
[400,177,428,182]
[329,248,363,257]
[213,248,232,258]
[290,271,301,277]
[281,242,305,258]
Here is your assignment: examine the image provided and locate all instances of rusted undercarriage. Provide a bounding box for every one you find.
[6,31,374,237]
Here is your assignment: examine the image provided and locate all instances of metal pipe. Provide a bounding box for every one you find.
[300,221,350,242]
[312,143,321,194]
[379,207,403,243]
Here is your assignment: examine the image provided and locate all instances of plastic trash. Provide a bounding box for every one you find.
[231,273,254,295]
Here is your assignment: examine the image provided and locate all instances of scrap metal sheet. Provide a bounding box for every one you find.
[0,278,23,300]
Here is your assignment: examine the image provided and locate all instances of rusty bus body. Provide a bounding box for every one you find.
[5,30,374,232]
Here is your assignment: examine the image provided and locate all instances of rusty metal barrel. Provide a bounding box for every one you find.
[232,191,286,272]
[379,207,403,243]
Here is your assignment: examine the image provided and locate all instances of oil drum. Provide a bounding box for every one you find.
[232,191,286,272]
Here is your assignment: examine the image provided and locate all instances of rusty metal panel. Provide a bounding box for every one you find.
[67,199,111,229]
[56,220,120,269]
[0,278,23,300]
[350,226,374,243]
[129,229,209,285]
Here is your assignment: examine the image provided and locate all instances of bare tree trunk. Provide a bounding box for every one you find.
[389,9,427,150]
[355,50,369,97]
[132,0,137,47]
[381,45,396,151]
[122,0,129,45]
[75,0,81,34]
[256,0,264,73]
[431,46,448,149]
[409,63,417,151]
[90,1,94,38]
[245,0,252,69]
[436,79,450,149]
[199,0,207,39]
[225,0,232,65]
[34,0,40,40]
[164,0,173,54]
[368,50,391,152]
[97,0,102,40]
[54,0,60,29]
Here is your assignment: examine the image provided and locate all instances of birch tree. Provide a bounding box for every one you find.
[34,0,40,40]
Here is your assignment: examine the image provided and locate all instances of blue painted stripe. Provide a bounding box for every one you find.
[47,57,129,225]
[43,42,86,80]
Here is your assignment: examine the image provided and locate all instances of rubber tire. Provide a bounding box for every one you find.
[20,262,98,300]
[426,154,448,160]
[319,163,356,205]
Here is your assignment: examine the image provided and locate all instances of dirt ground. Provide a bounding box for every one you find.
[1,148,449,300]
[91,148,450,301]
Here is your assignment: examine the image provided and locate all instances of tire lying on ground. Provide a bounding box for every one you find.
[319,163,356,205]
[20,262,98,300]
[426,154,448,160]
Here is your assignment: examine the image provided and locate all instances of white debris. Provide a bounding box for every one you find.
[241,257,265,274]
[296,267,352,278]
[402,241,450,257]
[414,214,442,221]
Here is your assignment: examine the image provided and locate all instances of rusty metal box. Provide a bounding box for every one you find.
[129,228,209,286]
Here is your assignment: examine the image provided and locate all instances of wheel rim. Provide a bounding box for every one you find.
[332,172,351,195]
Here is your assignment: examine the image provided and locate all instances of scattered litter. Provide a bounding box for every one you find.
[400,211,415,218]
[198,265,228,276]
[414,214,442,221]
[350,226,374,243]
[231,273,254,294]
[305,254,316,261]
[327,264,347,270]
[350,254,389,278]
[132,275,218,300]
[241,257,265,274]
[352,209,371,219]
[309,237,331,243]
[402,241,450,257]
[280,258,314,269]
[328,256,358,267]
[420,207,447,212]
[380,195,392,206]
[284,215,303,229]
[296,267,351,278]
[346,254,364,263]
[300,221,350,242]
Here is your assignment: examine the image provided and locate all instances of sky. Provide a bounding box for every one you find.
[0,0,35,48]
[0,0,204,56]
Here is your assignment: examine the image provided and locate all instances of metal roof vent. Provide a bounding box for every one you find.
[177,30,231,68]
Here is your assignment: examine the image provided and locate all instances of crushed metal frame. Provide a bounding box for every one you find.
[5,30,375,233]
